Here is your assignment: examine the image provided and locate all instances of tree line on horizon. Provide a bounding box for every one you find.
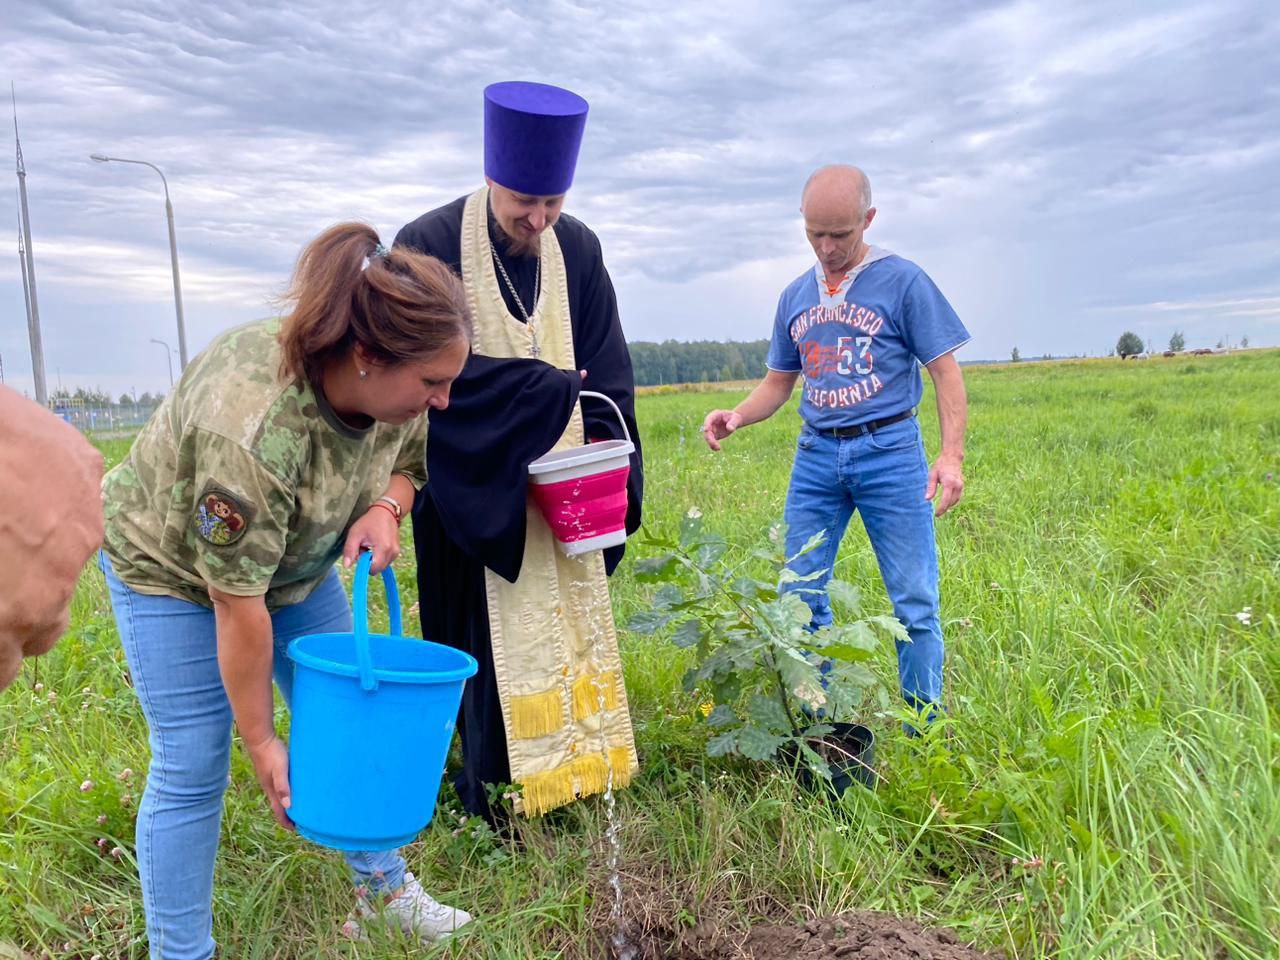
[627,339,772,386]
[27,332,1265,404]
[1009,330,1256,363]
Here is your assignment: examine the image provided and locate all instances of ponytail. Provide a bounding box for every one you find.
[277,222,472,384]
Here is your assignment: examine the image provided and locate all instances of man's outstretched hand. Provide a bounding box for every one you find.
[701,409,743,452]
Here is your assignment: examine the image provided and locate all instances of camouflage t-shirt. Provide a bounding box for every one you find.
[102,318,428,610]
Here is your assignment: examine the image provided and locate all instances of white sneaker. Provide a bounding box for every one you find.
[340,871,472,943]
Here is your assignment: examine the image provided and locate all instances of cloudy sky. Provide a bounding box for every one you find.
[2,0,1277,397]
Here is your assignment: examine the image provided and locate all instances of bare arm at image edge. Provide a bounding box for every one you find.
[0,386,104,690]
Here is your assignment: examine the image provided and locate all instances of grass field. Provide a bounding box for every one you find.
[2,350,1277,959]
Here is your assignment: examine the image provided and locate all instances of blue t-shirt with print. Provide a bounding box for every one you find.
[766,251,970,431]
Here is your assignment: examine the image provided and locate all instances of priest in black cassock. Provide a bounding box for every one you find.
[396,81,643,826]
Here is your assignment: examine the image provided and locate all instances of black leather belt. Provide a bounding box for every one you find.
[815,408,916,438]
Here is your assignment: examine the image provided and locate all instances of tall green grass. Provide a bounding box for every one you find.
[2,351,1276,958]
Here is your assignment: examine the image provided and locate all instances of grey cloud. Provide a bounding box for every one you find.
[2,0,1278,397]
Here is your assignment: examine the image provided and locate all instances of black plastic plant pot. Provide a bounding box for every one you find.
[780,722,876,797]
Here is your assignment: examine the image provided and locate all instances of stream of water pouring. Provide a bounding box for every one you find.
[595,673,635,960]
[575,552,636,960]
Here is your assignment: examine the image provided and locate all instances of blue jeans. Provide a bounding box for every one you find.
[782,416,944,708]
[101,555,406,960]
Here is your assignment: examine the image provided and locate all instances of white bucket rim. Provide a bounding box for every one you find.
[529,438,635,479]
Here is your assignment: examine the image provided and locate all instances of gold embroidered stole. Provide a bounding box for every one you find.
[458,187,638,816]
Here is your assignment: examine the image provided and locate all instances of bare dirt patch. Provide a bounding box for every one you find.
[578,830,1002,960]
[631,912,1000,960]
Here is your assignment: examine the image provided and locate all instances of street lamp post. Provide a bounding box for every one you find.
[150,337,174,388]
[90,154,188,369]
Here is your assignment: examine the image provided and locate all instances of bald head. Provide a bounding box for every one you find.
[800,165,877,282]
[800,165,873,218]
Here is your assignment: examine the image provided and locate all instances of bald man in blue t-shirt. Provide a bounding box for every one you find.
[702,165,969,720]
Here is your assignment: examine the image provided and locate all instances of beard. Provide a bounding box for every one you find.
[494,219,541,258]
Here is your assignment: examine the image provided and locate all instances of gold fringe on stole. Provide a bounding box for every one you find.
[571,671,619,720]
[508,687,563,740]
[572,753,609,798]
[608,746,634,788]
[519,748,637,816]
[520,764,579,817]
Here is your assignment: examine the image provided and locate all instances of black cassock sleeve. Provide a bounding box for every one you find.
[423,354,583,584]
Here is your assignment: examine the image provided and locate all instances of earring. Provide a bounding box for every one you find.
[359,369,368,380]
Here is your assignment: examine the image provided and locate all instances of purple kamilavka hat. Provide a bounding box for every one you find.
[484,81,588,196]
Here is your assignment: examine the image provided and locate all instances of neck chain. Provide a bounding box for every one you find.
[490,239,541,358]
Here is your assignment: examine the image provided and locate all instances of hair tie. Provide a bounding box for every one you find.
[362,242,390,272]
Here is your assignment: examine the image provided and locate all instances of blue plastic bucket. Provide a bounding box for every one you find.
[287,553,477,851]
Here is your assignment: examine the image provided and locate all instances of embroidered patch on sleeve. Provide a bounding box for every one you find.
[194,482,255,546]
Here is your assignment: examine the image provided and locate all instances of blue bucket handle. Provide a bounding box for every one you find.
[351,551,402,692]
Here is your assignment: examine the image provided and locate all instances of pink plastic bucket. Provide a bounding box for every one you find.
[528,391,635,556]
